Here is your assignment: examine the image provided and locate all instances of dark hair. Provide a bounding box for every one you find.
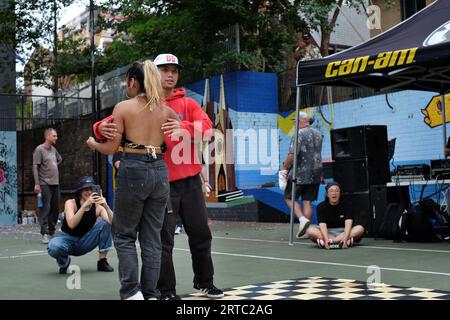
[302,32,312,41]
[126,63,145,93]
[325,181,341,192]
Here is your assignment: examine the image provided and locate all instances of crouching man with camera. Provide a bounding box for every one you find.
[47,176,114,274]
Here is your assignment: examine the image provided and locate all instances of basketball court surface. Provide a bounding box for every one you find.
[1,221,450,300]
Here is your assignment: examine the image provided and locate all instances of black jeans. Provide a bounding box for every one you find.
[158,174,214,296]
[38,185,60,236]
[112,153,169,300]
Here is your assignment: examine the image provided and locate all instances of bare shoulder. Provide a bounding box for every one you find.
[114,100,130,113]
[65,199,76,210]
[112,101,131,123]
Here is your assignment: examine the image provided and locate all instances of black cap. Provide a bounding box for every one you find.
[325,181,341,191]
[302,32,312,41]
[76,176,96,192]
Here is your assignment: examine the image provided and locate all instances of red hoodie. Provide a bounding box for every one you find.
[163,88,212,182]
[93,88,212,182]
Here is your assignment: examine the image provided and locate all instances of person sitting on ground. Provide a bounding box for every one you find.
[47,176,114,273]
[307,182,365,249]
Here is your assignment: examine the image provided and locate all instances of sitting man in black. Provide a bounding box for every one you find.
[307,182,365,249]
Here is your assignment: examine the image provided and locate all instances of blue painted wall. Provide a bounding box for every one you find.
[185,72,450,221]
[185,71,280,189]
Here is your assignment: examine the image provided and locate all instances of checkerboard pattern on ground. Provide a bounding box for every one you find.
[182,277,450,300]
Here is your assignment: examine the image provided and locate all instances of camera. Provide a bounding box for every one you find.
[92,185,102,197]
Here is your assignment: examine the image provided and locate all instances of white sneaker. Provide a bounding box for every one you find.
[174,226,182,235]
[296,217,310,238]
[41,234,50,244]
[125,291,144,300]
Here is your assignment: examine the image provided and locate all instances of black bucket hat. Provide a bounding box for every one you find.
[76,176,96,193]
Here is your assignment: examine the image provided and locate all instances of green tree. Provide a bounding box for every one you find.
[96,0,306,83]
[14,0,75,92]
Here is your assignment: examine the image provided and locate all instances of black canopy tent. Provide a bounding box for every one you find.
[288,0,450,244]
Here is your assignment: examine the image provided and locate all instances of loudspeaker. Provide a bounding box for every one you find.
[331,125,388,161]
[322,162,333,179]
[386,185,410,209]
[333,158,390,192]
[343,186,387,237]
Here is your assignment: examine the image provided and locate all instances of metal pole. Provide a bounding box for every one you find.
[90,0,97,181]
[443,89,447,158]
[289,86,301,246]
[21,95,25,214]
[96,89,101,188]
[235,23,240,54]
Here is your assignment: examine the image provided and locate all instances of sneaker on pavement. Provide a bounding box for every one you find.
[97,258,114,272]
[160,293,182,300]
[59,257,71,274]
[194,284,224,299]
[316,239,325,249]
[296,217,310,238]
[346,237,354,247]
[42,234,50,244]
[125,291,144,300]
[174,225,182,235]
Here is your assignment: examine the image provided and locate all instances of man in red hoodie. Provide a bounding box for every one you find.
[94,54,224,300]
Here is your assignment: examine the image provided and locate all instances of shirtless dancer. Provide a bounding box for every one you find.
[87,60,178,300]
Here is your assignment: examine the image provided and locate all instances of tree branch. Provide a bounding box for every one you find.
[330,0,344,30]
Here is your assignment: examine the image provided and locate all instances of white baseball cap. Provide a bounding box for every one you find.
[153,53,183,69]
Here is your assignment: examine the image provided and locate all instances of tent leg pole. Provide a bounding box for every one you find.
[289,86,301,246]
[443,91,447,159]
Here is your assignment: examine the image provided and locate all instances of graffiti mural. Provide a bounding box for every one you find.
[422,93,450,128]
[0,131,18,225]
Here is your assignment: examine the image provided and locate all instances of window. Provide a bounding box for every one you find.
[401,0,426,20]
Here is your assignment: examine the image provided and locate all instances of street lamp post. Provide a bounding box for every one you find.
[89,0,100,183]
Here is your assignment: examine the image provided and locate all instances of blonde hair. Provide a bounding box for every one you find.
[142,60,163,111]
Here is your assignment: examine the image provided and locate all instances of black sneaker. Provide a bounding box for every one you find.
[59,257,71,274]
[160,293,182,300]
[194,284,224,299]
[97,258,114,272]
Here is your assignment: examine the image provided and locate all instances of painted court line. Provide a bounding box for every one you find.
[174,248,450,277]
[213,236,450,254]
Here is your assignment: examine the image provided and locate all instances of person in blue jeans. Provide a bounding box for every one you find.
[47,176,114,274]
[86,60,177,300]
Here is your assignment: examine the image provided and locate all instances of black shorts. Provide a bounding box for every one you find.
[284,183,320,201]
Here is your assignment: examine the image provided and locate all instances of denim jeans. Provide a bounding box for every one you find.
[113,153,169,300]
[47,219,112,269]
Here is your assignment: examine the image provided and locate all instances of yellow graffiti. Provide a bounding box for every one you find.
[278,113,296,135]
[422,94,450,128]
[278,108,316,136]
[325,48,417,78]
